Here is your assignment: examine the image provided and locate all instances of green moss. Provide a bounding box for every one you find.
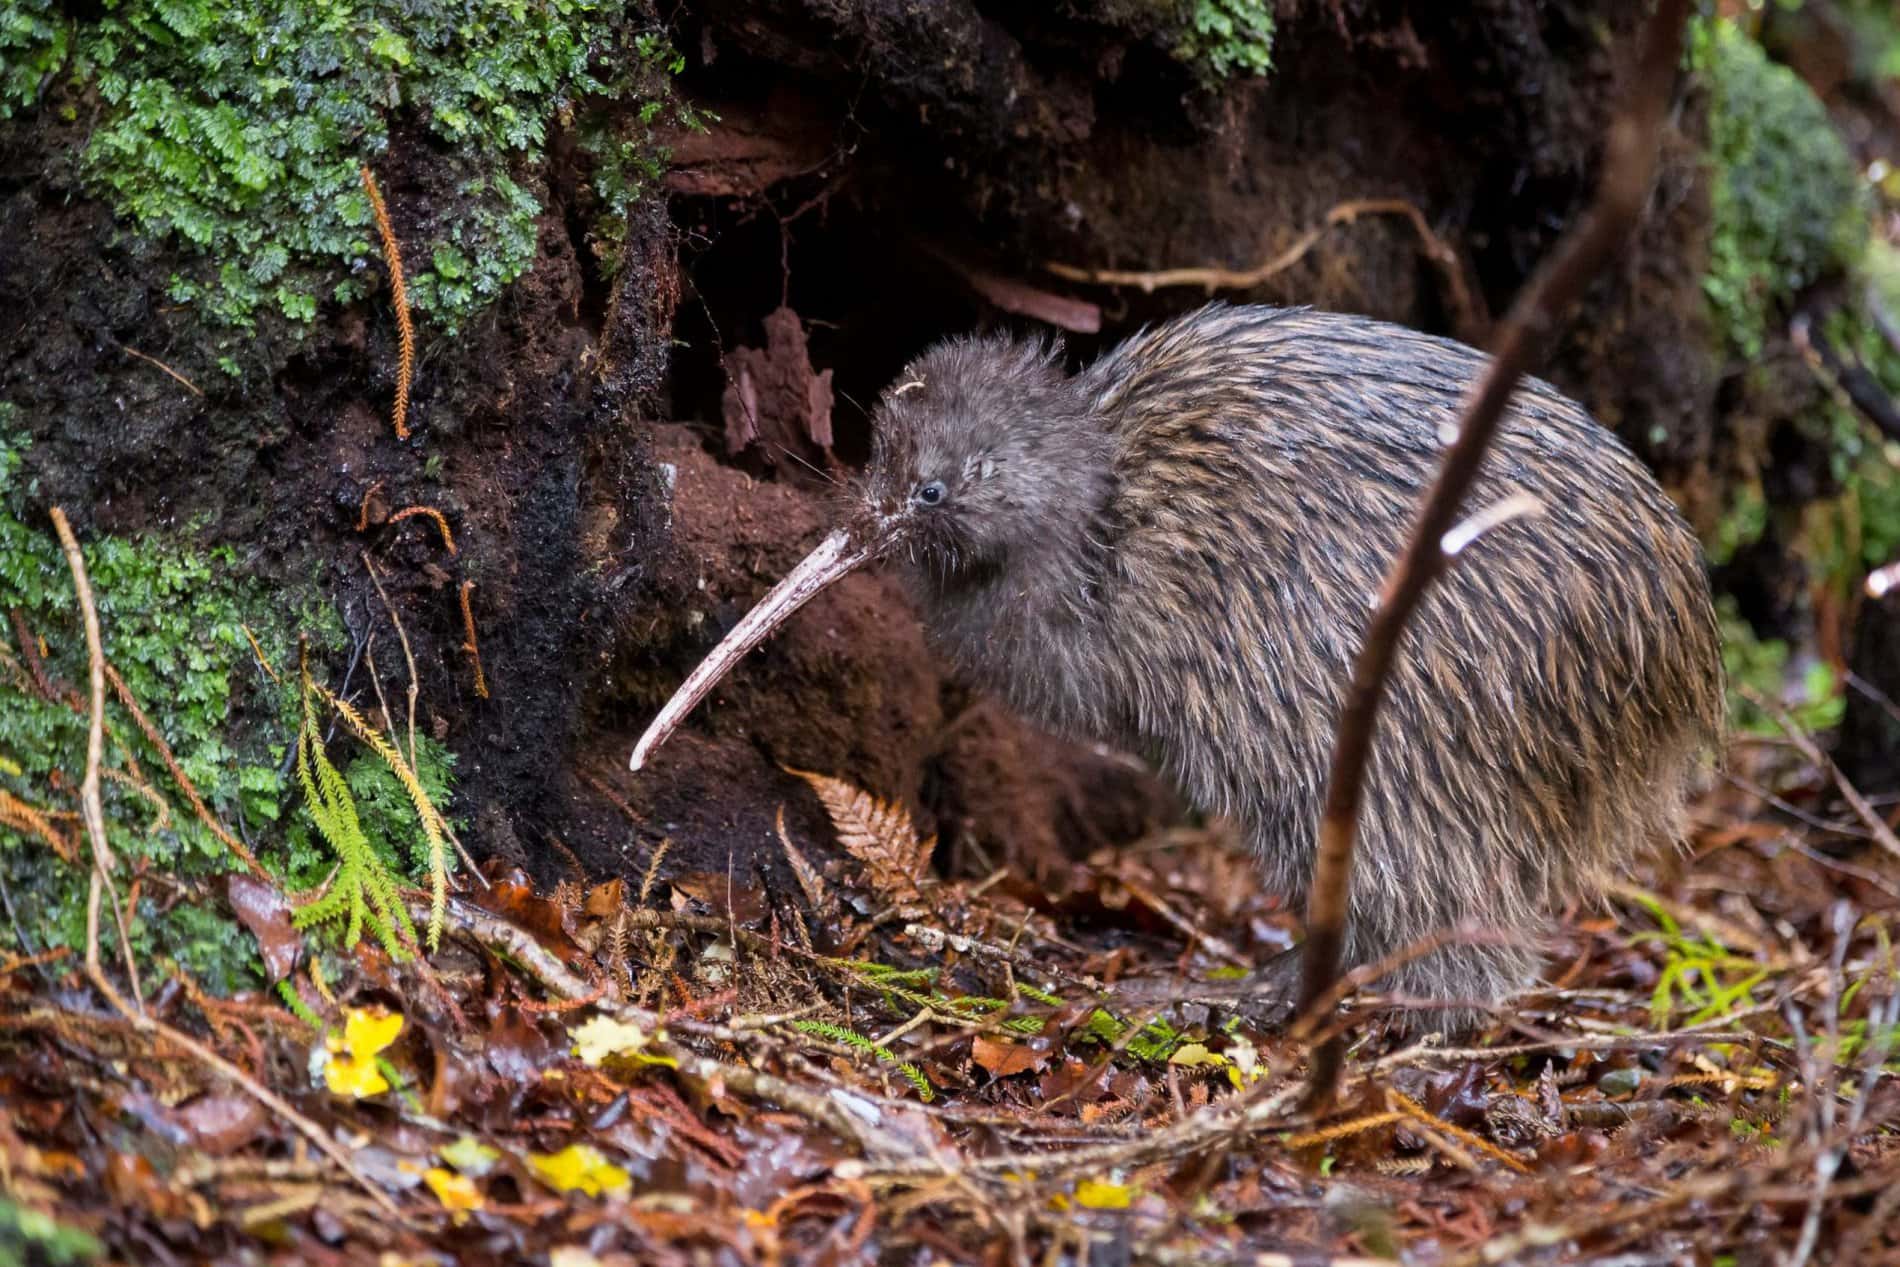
[0,417,449,990]
[1696,17,1868,359]
[1175,0,1274,81]
[1707,482,1768,568]
[1,0,681,332]
[0,1197,101,1267]
[1718,595,1843,735]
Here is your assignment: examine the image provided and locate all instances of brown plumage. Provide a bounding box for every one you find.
[632,303,1726,1021]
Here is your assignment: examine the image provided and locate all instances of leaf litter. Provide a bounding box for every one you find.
[0,730,1896,1264]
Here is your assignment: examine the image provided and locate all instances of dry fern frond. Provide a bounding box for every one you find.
[775,804,833,916]
[360,164,413,441]
[784,767,933,903]
[0,788,75,862]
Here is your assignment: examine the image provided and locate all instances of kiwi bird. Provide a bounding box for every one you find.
[630,304,1724,1019]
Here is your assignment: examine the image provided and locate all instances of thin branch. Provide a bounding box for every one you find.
[52,518,395,1212]
[1294,0,1692,1110]
[1044,197,1484,340]
[105,661,270,880]
[1743,685,1900,864]
[50,507,143,1010]
[362,551,420,770]
[119,345,204,398]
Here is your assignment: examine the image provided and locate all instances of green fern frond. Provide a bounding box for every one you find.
[275,978,324,1028]
[292,686,416,960]
[791,1019,933,1101]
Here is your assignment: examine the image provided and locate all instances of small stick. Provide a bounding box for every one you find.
[361,552,419,769]
[50,507,143,1009]
[119,345,205,398]
[1295,0,1691,1110]
[1743,685,1900,864]
[458,580,489,699]
[238,623,282,684]
[1046,197,1483,340]
[360,165,414,441]
[424,895,938,1167]
[104,662,270,880]
[75,874,404,1217]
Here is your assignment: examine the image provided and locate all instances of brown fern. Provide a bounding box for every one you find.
[360,165,414,441]
[0,788,75,862]
[387,504,457,555]
[785,767,933,902]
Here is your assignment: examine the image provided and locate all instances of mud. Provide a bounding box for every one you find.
[582,425,1178,887]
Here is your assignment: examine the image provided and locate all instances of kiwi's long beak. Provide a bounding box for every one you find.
[628,528,872,771]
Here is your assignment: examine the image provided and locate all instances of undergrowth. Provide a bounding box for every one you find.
[0,417,456,985]
[0,0,685,332]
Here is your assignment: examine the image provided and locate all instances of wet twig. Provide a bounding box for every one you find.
[50,508,142,1009]
[1744,685,1900,864]
[1294,0,1691,1109]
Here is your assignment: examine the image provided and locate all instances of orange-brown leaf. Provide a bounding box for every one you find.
[785,767,933,902]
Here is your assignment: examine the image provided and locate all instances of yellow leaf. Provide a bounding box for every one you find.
[320,1007,404,1098]
[1167,1042,1226,1068]
[342,1007,404,1060]
[423,1167,483,1219]
[1073,1179,1133,1210]
[323,1053,390,1099]
[440,1136,501,1177]
[569,1015,652,1066]
[528,1144,631,1198]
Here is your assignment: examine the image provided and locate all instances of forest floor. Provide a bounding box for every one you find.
[1,687,1896,1264]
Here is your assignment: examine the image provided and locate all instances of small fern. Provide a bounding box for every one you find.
[275,977,324,1028]
[792,1019,934,1101]
[292,682,417,959]
[307,679,451,948]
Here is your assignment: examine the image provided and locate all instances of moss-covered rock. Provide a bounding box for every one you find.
[0,0,680,332]
[1696,16,1868,359]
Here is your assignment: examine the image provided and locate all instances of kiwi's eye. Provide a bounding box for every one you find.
[917,480,947,507]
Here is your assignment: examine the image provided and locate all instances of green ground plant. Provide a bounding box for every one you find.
[0,418,456,987]
[1177,1,1275,80]
[0,0,682,332]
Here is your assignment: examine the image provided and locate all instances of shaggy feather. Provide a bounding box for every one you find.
[862,303,1724,1021]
